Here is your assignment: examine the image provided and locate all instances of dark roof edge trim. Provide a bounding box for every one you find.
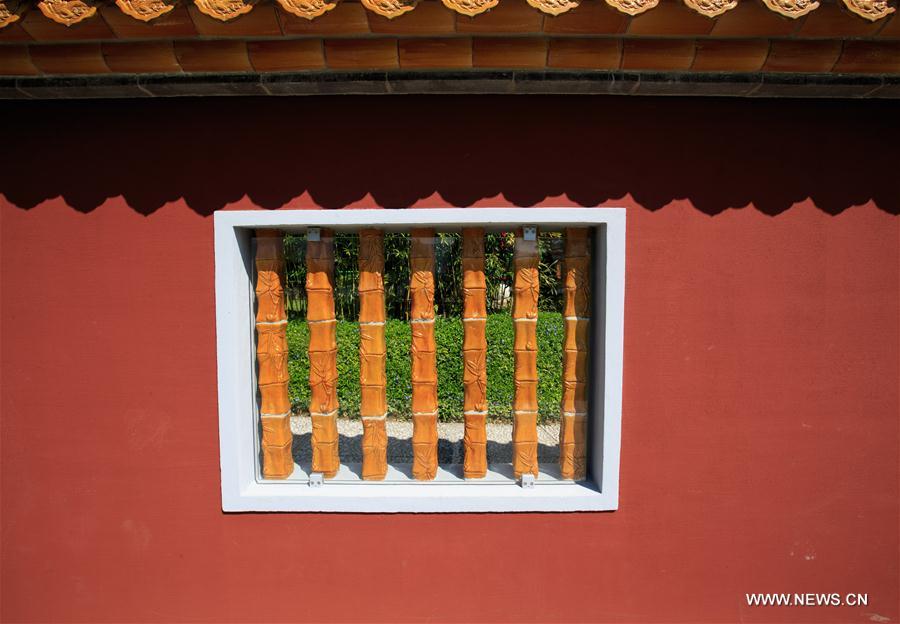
[2,70,898,100]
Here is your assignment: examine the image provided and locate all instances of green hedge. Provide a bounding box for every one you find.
[286,312,564,423]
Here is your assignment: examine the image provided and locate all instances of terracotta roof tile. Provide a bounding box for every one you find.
[188,3,283,36]
[709,0,799,37]
[692,38,769,70]
[832,39,900,71]
[174,39,254,71]
[20,6,115,40]
[369,0,456,33]
[29,42,110,73]
[102,40,182,72]
[543,1,629,34]
[622,38,696,69]
[548,37,621,68]
[797,1,883,37]
[0,21,33,41]
[626,0,714,36]
[763,39,842,71]
[400,36,472,66]
[473,36,548,66]
[325,37,399,68]
[0,43,38,74]
[874,12,900,37]
[456,0,544,32]
[279,2,370,34]
[248,38,326,70]
[100,4,197,38]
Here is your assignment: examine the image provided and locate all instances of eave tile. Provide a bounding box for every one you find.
[325,37,399,68]
[248,38,325,70]
[626,0,714,35]
[763,39,843,71]
[188,2,283,35]
[279,1,370,33]
[0,43,39,74]
[100,3,198,38]
[368,0,456,33]
[29,41,110,72]
[21,5,114,39]
[691,38,769,70]
[102,39,181,72]
[473,36,548,66]
[709,0,799,36]
[832,39,900,71]
[621,37,696,69]
[547,37,621,68]
[542,0,628,33]
[456,0,544,32]
[174,39,254,71]
[797,1,883,36]
[399,36,472,66]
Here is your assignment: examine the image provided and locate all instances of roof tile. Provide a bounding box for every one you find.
[102,40,181,72]
[399,36,472,66]
[548,37,621,68]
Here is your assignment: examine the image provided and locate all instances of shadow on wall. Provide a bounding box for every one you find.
[1,96,897,216]
[290,432,560,479]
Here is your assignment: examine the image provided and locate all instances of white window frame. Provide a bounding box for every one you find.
[215,208,625,512]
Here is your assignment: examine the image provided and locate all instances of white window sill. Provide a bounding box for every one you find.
[215,208,625,513]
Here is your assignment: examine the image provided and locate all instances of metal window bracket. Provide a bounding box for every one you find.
[523,226,537,241]
[308,227,321,242]
[308,472,324,488]
[520,474,536,489]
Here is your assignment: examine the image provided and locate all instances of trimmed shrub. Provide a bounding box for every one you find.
[286,312,564,423]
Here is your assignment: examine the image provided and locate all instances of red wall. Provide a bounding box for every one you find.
[1,97,898,623]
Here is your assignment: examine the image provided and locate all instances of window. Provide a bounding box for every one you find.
[215,208,624,512]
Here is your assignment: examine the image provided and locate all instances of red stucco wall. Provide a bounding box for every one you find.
[1,97,898,623]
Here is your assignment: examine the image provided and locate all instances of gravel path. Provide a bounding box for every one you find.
[290,416,560,465]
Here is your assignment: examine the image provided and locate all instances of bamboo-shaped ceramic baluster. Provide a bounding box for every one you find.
[255,230,294,479]
[512,227,540,479]
[462,228,488,478]
[359,229,388,480]
[410,228,438,480]
[307,228,340,478]
[560,228,591,480]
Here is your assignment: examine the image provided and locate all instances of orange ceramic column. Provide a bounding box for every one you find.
[307,228,340,478]
[410,228,438,480]
[359,229,388,480]
[560,228,591,480]
[462,228,488,478]
[255,230,293,479]
[512,228,540,479]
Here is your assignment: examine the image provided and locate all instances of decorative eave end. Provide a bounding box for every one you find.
[441,0,499,17]
[359,0,417,18]
[760,0,820,18]
[116,0,175,21]
[0,0,23,27]
[193,0,255,20]
[526,0,580,16]
[604,0,659,16]
[37,0,97,25]
[842,0,896,20]
[682,0,738,17]
[276,0,339,19]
